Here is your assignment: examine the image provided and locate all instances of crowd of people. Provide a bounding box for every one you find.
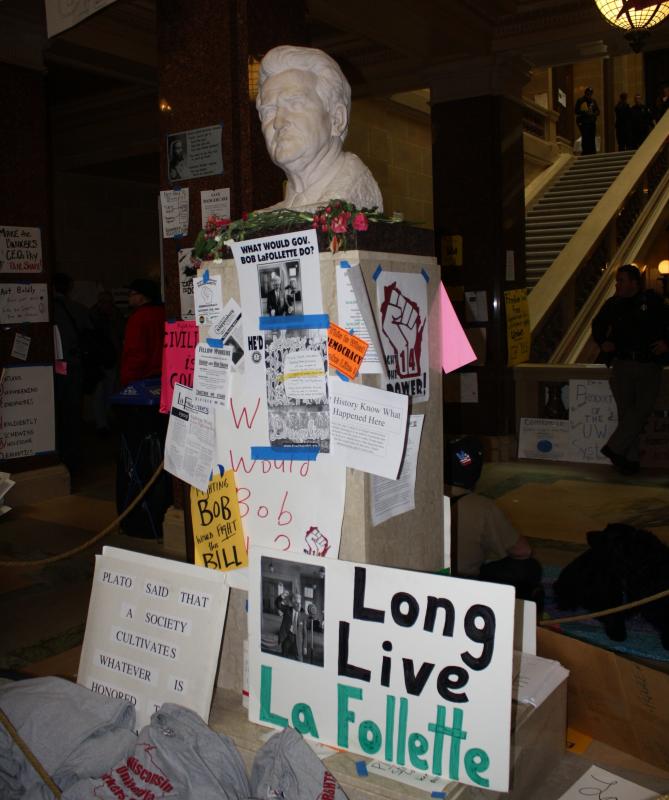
[575,84,668,155]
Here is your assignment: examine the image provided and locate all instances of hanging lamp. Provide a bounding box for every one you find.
[594,0,669,51]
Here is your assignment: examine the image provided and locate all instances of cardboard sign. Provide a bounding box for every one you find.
[327,322,368,380]
[190,469,247,571]
[160,320,199,414]
[0,365,55,460]
[249,547,515,792]
[0,226,42,273]
[77,546,230,730]
[568,379,616,464]
[504,288,530,366]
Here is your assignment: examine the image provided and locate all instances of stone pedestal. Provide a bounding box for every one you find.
[199,226,443,694]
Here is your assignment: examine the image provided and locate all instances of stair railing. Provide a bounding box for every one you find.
[528,112,669,363]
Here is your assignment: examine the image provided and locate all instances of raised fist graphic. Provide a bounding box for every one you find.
[380,282,424,378]
[304,526,330,557]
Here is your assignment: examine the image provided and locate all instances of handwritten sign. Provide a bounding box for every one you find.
[0,226,42,273]
[328,322,368,380]
[504,289,530,366]
[0,366,55,460]
[77,546,230,730]
[0,283,48,324]
[190,469,247,571]
[249,547,515,792]
[160,320,199,414]
[568,379,616,464]
[555,766,654,800]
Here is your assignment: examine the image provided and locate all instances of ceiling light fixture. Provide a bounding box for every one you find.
[594,0,669,51]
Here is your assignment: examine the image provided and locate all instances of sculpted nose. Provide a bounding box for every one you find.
[273,108,289,130]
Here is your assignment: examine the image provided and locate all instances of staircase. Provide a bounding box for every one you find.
[525,151,635,289]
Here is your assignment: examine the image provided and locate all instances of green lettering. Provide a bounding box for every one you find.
[337,683,362,747]
[359,720,382,754]
[408,733,429,771]
[259,665,288,727]
[291,703,319,738]
[464,748,490,787]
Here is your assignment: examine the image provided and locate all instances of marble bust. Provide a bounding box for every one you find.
[256,45,383,213]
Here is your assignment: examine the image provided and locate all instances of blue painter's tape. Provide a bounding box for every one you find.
[173,233,185,239]
[372,265,383,281]
[336,371,350,381]
[206,337,224,348]
[421,268,430,282]
[251,446,319,461]
[216,464,225,477]
[431,792,446,799]
[355,762,368,777]
[203,268,210,283]
[339,260,351,268]
[259,314,330,331]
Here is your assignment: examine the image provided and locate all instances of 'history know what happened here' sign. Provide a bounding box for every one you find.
[248,548,515,792]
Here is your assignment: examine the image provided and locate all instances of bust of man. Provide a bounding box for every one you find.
[256,45,383,213]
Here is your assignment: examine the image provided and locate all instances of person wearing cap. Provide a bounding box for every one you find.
[574,86,600,155]
[120,278,165,387]
[445,436,542,604]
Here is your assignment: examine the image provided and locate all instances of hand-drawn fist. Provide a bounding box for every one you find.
[304,526,330,557]
[380,282,423,378]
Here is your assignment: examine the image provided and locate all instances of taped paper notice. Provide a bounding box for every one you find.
[191,469,247,571]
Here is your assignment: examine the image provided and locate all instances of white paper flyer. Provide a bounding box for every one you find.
[164,383,216,492]
[371,414,424,525]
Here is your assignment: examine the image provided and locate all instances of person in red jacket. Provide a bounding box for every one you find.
[120,278,165,386]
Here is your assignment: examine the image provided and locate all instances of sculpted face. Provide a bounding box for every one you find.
[258,69,334,170]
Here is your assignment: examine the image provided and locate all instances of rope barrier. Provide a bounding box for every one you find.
[0,460,165,569]
[538,586,669,625]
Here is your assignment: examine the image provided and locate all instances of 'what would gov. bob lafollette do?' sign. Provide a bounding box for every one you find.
[248,547,515,792]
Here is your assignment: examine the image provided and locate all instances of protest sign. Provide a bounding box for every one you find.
[0,365,55,460]
[568,379,616,464]
[77,546,230,730]
[160,189,189,238]
[0,226,42,273]
[517,418,571,461]
[0,283,48,324]
[335,262,382,375]
[262,317,330,453]
[376,270,429,402]
[190,468,247,572]
[211,299,244,366]
[177,247,195,321]
[213,378,345,587]
[167,126,223,182]
[327,322,368,380]
[194,270,224,324]
[504,289,530,366]
[200,187,230,226]
[193,343,233,408]
[160,320,198,414]
[231,229,323,394]
[329,378,408,479]
[249,547,515,792]
[164,383,216,491]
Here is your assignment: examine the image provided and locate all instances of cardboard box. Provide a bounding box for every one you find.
[538,627,669,770]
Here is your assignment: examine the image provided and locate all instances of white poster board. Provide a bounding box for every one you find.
[249,547,515,792]
[0,226,42,273]
[517,418,571,461]
[77,546,230,730]
[0,283,49,324]
[0,365,55,460]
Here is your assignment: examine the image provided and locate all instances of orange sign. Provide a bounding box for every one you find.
[327,322,368,380]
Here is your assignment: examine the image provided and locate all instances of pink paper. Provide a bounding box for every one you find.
[440,282,476,374]
[160,320,199,413]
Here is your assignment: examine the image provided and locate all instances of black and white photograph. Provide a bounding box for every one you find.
[258,261,303,317]
[167,133,188,181]
[260,556,325,666]
[224,334,244,366]
[264,327,330,452]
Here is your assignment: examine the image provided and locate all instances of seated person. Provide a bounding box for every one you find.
[445,436,542,605]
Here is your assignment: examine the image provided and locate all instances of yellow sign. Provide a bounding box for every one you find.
[504,288,530,366]
[442,235,463,266]
[190,469,247,571]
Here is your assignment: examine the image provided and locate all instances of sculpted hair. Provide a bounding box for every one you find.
[257,45,351,143]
